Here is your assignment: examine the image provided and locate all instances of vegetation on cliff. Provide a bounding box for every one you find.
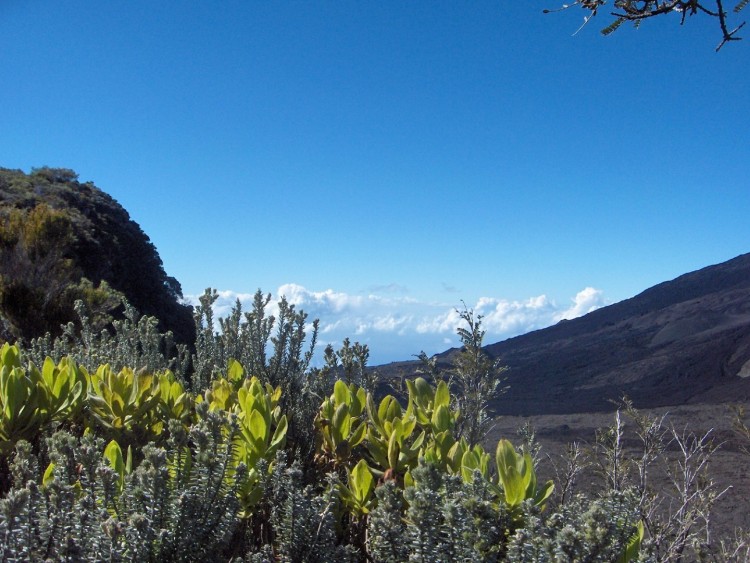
[0,167,194,346]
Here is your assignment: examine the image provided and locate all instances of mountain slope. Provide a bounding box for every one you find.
[374,254,750,415]
[473,253,750,414]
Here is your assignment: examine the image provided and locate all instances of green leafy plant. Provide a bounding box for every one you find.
[0,344,86,451]
[233,375,287,465]
[190,289,322,467]
[85,363,163,445]
[406,377,457,436]
[315,380,367,468]
[493,438,554,522]
[209,362,288,518]
[338,458,376,519]
[458,441,491,482]
[0,344,48,450]
[155,370,193,431]
[102,438,133,494]
[365,392,424,483]
[33,356,87,424]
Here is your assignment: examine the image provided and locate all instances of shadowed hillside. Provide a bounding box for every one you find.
[0,167,194,345]
[482,253,750,414]
[381,253,750,415]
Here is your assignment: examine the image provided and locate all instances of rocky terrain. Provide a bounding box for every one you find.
[379,252,750,416]
[483,252,750,415]
[489,402,750,540]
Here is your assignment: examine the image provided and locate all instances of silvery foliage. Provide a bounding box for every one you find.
[366,463,643,563]
[28,298,189,379]
[505,491,641,562]
[1,438,647,561]
[0,406,244,562]
[242,453,357,562]
[8,292,749,561]
[321,337,380,396]
[191,289,318,391]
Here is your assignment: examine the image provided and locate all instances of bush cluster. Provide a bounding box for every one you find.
[0,292,746,561]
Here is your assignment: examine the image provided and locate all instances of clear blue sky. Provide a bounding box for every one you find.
[2,1,748,363]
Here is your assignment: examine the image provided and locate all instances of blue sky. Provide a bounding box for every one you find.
[2,1,749,364]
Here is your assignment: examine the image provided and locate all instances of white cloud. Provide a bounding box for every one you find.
[475,294,557,335]
[185,283,608,365]
[555,287,606,321]
[415,308,462,334]
[276,283,364,314]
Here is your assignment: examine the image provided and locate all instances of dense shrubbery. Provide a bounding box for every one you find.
[0,167,194,345]
[0,293,747,561]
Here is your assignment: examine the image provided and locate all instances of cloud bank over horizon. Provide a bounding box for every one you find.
[186,284,607,365]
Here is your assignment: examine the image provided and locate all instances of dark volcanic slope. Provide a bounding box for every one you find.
[476,253,750,415]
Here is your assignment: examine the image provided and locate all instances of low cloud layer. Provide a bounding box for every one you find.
[187,284,607,366]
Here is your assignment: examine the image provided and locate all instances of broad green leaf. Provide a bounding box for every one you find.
[1,344,19,367]
[496,439,518,479]
[461,450,480,482]
[43,462,55,488]
[349,420,367,447]
[367,436,390,470]
[104,439,124,470]
[227,359,244,382]
[366,393,380,428]
[331,403,350,444]
[378,395,396,423]
[351,459,374,502]
[432,404,452,433]
[404,470,414,488]
[619,520,644,563]
[352,387,366,416]
[447,440,467,473]
[270,414,288,450]
[434,380,450,409]
[387,431,400,470]
[42,357,56,388]
[502,465,526,507]
[104,439,126,491]
[401,415,416,438]
[333,379,349,406]
[534,479,555,508]
[126,445,133,475]
[523,452,537,497]
[248,409,268,444]
[411,429,426,451]
[414,377,434,407]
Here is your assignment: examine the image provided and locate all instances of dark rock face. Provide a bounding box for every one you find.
[480,253,750,414]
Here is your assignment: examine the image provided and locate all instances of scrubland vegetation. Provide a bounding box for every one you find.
[0,292,748,562]
[2,168,749,560]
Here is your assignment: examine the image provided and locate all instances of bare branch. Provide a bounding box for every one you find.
[546,0,746,47]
